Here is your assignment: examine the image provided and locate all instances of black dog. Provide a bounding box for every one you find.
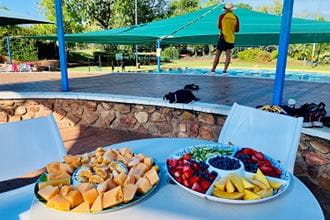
[184,84,200,91]
[163,89,200,104]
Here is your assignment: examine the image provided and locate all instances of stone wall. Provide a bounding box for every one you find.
[0,99,329,190]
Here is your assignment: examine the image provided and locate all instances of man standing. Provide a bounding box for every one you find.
[211,3,239,74]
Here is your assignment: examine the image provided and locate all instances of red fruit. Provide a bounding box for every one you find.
[175,165,183,170]
[191,182,204,193]
[259,165,273,173]
[241,148,257,155]
[183,169,194,179]
[192,162,201,171]
[209,173,217,181]
[273,167,282,175]
[189,176,200,185]
[175,177,183,184]
[258,160,271,166]
[200,180,211,190]
[178,160,184,166]
[183,165,192,172]
[174,170,182,178]
[169,168,176,175]
[251,155,259,162]
[183,179,192,188]
[254,152,264,160]
[167,159,178,168]
[183,153,192,160]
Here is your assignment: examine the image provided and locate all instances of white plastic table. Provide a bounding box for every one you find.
[29,138,325,220]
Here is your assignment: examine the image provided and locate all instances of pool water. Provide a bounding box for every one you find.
[152,68,330,83]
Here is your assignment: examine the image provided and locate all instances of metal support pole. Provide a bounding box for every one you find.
[272,0,294,105]
[156,39,161,73]
[55,0,69,92]
[6,36,12,64]
[135,0,139,69]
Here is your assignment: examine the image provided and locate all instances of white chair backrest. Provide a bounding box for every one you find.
[0,115,66,181]
[218,103,303,173]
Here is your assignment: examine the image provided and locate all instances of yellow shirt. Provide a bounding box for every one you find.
[218,12,239,43]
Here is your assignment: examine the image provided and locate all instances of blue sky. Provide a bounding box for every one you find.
[0,0,329,20]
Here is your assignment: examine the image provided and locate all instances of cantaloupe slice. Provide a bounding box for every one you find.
[136,177,152,194]
[38,178,70,190]
[47,194,71,211]
[71,201,90,213]
[82,188,98,206]
[103,186,123,208]
[143,157,153,168]
[63,190,84,209]
[144,169,159,186]
[124,175,135,185]
[136,163,149,173]
[113,172,127,186]
[91,194,103,212]
[38,185,59,201]
[75,183,94,193]
[123,184,137,203]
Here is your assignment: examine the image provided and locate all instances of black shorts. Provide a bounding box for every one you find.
[216,36,234,51]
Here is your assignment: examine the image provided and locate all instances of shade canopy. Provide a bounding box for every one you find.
[26,4,330,46]
[0,10,52,26]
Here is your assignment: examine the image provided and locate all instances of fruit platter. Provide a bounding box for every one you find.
[34,147,160,213]
[166,143,290,204]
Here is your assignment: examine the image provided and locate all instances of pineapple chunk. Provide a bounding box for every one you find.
[228,175,244,193]
[225,179,235,193]
[255,169,270,188]
[244,189,261,200]
[269,180,282,190]
[213,189,244,200]
[214,178,227,191]
[256,188,273,198]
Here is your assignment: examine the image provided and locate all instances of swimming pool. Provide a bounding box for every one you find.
[152,68,330,83]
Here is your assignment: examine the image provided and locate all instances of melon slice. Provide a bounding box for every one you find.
[123,184,137,203]
[144,169,159,186]
[91,194,103,212]
[38,178,70,190]
[136,177,152,194]
[82,188,98,206]
[103,186,123,208]
[47,194,71,211]
[113,172,127,186]
[71,201,90,213]
[38,185,59,201]
[63,190,84,209]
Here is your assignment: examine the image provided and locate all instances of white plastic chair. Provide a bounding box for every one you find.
[0,115,66,220]
[218,103,303,173]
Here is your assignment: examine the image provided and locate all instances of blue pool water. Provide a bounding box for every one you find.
[152,68,330,83]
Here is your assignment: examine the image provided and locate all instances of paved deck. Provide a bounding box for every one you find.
[0,72,329,107]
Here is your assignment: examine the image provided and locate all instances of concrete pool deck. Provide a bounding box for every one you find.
[0,72,329,108]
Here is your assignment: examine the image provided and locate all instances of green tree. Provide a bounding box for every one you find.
[236,3,253,10]
[169,0,200,16]
[203,0,221,7]
[256,0,282,15]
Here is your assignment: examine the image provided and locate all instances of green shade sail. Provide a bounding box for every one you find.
[25,4,330,46]
[0,10,52,26]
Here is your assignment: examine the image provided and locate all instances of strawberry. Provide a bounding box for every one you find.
[254,152,264,160]
[259,165,273,173]
[241,148,257,155]
[175,177,183,184]
[251,155,259,162]
[200,180,211,190]
[188,176,200,185]
[183,153,192,160]
[192,162,201,171]
[183,169,193,179]
[175,165,183,170]
[191,182,204,193]
[167,159,178,168]
[183,165,192,172]
[183,179,192,188]
[174,170,182,178]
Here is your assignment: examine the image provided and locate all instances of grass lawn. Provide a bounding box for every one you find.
[68,57,330,74]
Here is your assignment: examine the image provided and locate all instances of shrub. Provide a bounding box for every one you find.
[238,48,273,62]
[162,47,179,60]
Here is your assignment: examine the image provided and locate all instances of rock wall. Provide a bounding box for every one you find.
[0,99,329,190]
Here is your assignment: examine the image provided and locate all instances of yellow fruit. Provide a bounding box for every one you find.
[38,178,70,190]
[113,172,127,186]
[47,194,71,211]
[213,189,245,200]
[256,188,273,198]
[269,180,282,190]
[225,179,235,193]
[123,184,137,203]
[71,201,90,213]
[103,186,123,208]
[249,179,267,190]
[255,169,271,188]
[91,194,103,212]
[38,185,59,201]
[63,190,84,209]
[214,178,227,191]
[82,188,98,206]
[244,189,261,200]
[144,169,159,186]
[229,175,244,193]
[238,176,255,189]
[253,186,261,193]
[136,177,152,194]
